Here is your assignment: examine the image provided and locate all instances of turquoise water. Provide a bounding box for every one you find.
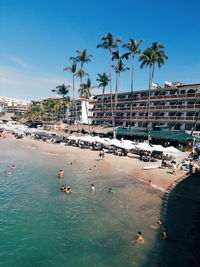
[0,139,163,267]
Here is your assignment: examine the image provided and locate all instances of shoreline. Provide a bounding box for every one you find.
[2,134,189,192]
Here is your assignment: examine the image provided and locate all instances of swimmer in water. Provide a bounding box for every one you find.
[58,170,64,178]
[90,184,95,192]
[65,186,75,194]
[3,170,11,176]
[9,164,16,169]
[136,232,144,243]
[151,219,163,229]
[60,185,66,191]
[162,230,167,240]
[108,188,115,193]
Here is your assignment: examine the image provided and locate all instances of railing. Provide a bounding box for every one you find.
[90,116,200,122]
[90,92,200,104]
[90,104,200,112]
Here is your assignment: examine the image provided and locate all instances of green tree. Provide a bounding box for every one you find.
[97,33,121,129]
[71,49,92,89]
[52,84,70,121]
[122,39,143,127]
[96,72,110,124]
[63,61,77,99]
[112,59,129,130]
[79,78,95,132]
[139,43,168,129]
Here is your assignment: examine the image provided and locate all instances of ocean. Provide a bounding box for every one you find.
[2,138,198,267]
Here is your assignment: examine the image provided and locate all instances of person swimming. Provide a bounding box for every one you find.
[65,186,75,194]
[3,170,11,176]
[150,219,163,229]
[162,230,167,240]
[136,232,144,243]
[58,170,64,178]
[90,184,95,192]
[108,188,115,193]
[9,164,16,169]
[60,185,66,191]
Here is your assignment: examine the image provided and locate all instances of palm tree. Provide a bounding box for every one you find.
[52,84,70,121]
[96,72,110,125]
[122,39,143,127]
[139,44,168,130]
[63,62,77,99]
[72,49,92,89]
[97,33,121,129]
[112,59,129,130]
[151,42,168,80]
[79,78,95,132]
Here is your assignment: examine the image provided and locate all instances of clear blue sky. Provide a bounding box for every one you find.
[0,0,200,100]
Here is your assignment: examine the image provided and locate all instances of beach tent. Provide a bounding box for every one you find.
[163,146,181,155]
[92,136,110,145]
[108,138,135,150]
[151,144,166,152]
[67,135,79,141]
[134,142,154,151]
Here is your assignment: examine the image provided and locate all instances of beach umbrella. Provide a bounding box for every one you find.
[67,135,79,141]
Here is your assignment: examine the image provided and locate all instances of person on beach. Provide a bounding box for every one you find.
[148,180,152,187]
[58,170,64,178]
[136,232,144,243]
[162,230,167,240]
[171,162,176,175]
[90,184,95,192]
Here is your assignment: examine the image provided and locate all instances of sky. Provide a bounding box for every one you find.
[0,0,200,101]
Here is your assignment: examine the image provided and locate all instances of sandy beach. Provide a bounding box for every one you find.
[5,134,188,191]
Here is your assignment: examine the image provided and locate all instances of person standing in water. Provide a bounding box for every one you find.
[58,170,64,178]
[90,184,95,192]
[136,232,144,243]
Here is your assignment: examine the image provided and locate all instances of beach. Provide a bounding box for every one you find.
[6,134,187,191]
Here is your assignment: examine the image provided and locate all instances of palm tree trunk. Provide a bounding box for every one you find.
[102,87,105,125]
[73,75,75,99]
[109,48,114,133]
[114,72,120,138]
[130,55,134,129]
[147,65,153,130]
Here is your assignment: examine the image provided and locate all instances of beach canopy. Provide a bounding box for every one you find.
[67,135,79,141]
[134,142,154,151]
[163,146,181,155]
[151,144,166,152]
[108,138,135,150]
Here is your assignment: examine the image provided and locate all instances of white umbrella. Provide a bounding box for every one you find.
[134,142,154,151]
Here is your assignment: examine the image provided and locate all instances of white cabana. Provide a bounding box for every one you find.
[67,135,79,141]
[134,142,154,151]
[151,144,166,152]
[108,138,135,150]
[163,146,182,155]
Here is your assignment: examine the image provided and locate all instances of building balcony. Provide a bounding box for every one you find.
[90,104,200,113]
[91,92,200,104]
[90,115,200,122]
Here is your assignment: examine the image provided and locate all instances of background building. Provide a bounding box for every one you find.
[90,82,200,132]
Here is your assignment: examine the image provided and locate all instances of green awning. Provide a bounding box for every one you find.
[113,129,198,142]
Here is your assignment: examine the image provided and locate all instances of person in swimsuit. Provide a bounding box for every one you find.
[136,232,144,243]
[58,170,64,178]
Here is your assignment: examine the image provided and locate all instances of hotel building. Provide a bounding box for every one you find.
[90,82,200,132]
